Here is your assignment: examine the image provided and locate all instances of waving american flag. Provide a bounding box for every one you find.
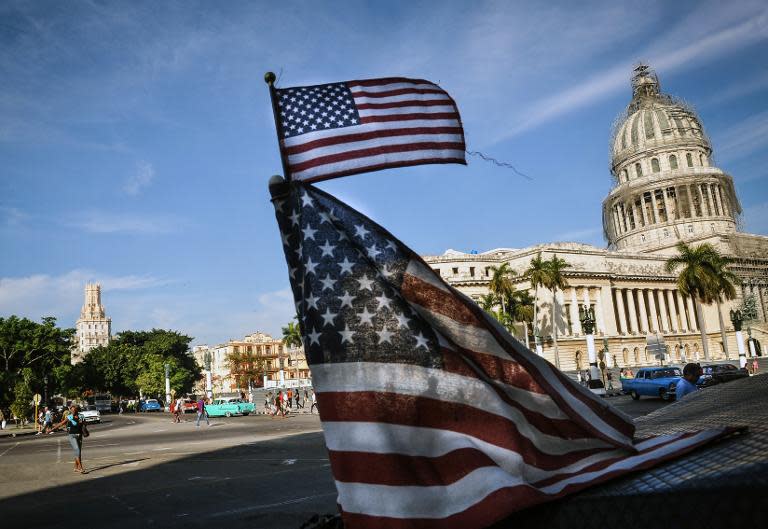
[270,178,731,528]
[272,77,465,183]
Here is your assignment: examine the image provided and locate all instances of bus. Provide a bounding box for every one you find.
[92,394,112,413]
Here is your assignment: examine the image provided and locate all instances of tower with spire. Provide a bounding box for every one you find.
[72,283,112,364]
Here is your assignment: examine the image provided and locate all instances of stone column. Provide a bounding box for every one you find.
[686,184,696,217]
[640,194,649,225]
[686,296,698,331]
[647,289,660,332]
[631,200,640,229]
[637,289,649,333]
[711,184,722,216]
[666,289,679,332]
[612,207,621,236]
[661,187,672,222]
[676,291,689,332]
[657,289,669,332]
[615,289,628,335]
[718,184,730,216]
[599,286,614,335]
[649,189,661,224]
[705,184,716,217]
[626,289,639,335]
[697,184,708,216]
[570,288,582,336]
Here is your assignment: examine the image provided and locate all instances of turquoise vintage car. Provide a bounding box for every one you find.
[223,398,255,415]
[205,399,246,417]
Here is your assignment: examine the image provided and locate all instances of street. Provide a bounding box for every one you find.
[0,396,668,529]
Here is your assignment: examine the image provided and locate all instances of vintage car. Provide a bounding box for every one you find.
[217,397,255,416]
[182,399,198,413]
[80,405,101,424]
[140,399,163,412]
[621,367,682,401]
[205,399,246,418]
[697,363,749,388]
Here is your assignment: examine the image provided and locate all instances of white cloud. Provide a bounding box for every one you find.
[123,160,155,195]
[0,269,170,324]
[69,210,187,234]
[715,110,768,162]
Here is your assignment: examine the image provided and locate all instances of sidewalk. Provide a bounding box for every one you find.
[0,424,39,438]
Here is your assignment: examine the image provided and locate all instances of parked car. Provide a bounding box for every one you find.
[80,405,101,424]
[621,366,682,401]
[205,399,245,417]
[697,363,749,388]
[140,399,163,412]
[219,397,255,416]
[182,399,198,413]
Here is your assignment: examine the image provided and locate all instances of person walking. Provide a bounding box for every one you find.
[43,407,53,434]
[174,397,184,423]
[0,408,6,430]
[752,357,759,375]
[271,391,286,419]
[295,390,303,409]
[195,397,210,427]
[676,363,703,401]
[310,389,318,415]
[287,389,293,410]
[53,405,88,474]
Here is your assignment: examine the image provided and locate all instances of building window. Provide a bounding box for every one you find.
[651,158,660,172]
[635,163,642,178]
[669,155,678,169]
[432,268,440,275]
[622,169,628,183]
[686,153,693,167]
[640,234,646,242]
[687,224,693,234]
[452,267,458,275]
[469,267,475,277]
[663,228,670,237]
[710,223,716,232]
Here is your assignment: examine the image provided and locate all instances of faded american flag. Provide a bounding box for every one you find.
[270,178,731,528]
[273,77,465,182]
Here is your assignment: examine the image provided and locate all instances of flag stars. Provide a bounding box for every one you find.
[320,308,338,327]
[337,257,355,275]
[304,258,318,276]
[289,210,301,227]
[366,245,381,259]
[356,276,374,291]
[307,328,322,346]
[377,329,394,344]
[302,224,318,240]
[320,275,337,291]
[338,325,354,344]
[395,312,411,329]
[358,307,375,325]
[375,293,393,311]
[338,291,355,308]
[319,240,335,258]
[305,293,320,311]
[413,332,429,349]
[354,224,369,239]
[301,193,315,208]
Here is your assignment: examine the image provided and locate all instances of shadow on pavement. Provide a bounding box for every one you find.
[0,431,337,529]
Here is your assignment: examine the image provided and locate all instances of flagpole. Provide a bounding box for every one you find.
[264,71,292,182]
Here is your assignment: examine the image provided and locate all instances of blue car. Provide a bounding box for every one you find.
[621,367,682,401]
[140,399,163,412]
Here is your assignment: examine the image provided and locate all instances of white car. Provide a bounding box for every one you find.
[81,405,101,424]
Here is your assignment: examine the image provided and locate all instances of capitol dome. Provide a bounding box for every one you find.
[603,65,741,252]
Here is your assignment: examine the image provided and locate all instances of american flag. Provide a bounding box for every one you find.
[270,179,731,528]
[273,77,465,183]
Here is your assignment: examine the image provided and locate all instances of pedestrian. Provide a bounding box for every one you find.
[195,397,210,427]
[36,409,45,434]
[43,407,53,434]
[606,371,614,390]
[676,363,703,401]
[264,392,272,414]
[271,391,286,418]
[287,389,293,409]
[310,389,318,414]
[0,408,6,430]
[52,405,89,474]
[295,390,302,409]
[174,397,184,423]
[752,358,759,375]
[576,371,583,385]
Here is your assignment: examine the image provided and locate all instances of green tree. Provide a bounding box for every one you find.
[488,263,515,316]
[509,289,535,348]
[281,318,303,349]
[478,293,498,313]
[524,253,549,349]
[544,254,570,369]
[665,242,733,361]
[0,316,74,412]
[226,349,266,392]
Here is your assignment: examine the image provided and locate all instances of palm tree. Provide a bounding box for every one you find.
[706,248,738,360]
[488,263,515,316]
[665,242,729,361]
[524,253,549,351]
[478,293,498,313]
[281,318,303,349]
[545,254,570,369]
[509,289,534,349]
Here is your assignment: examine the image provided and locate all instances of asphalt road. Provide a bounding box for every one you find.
[0,395,669,529]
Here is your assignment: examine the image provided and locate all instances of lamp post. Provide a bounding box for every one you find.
[730,309,746,369]
[203,350,213,399]
[164,363,171,412]
[747,326,757,359]
[579,304,605,395]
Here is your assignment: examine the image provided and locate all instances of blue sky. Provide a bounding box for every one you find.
[1,0,766,346]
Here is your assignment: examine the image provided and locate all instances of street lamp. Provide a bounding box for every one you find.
[579,304,605,395]
[730,309,747,369]
[164,363,171,412]
[203,350,213,399]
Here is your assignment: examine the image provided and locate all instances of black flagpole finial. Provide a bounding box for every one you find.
[264,71,276,85]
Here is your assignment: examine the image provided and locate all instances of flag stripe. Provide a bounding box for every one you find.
[284,126,464,155]
[356,99,453,110]
[357,105,457,117]
[281,119,462,148]
[350,88,447,99]
[287,133,464,165]
[291,150,466,181]
[347,78,439,89]
[359,112,460,123]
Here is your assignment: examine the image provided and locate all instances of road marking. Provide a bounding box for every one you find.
[207,492,338,518]
[153,447,171,451]
[281,459,297,465]
[0,442,19,457]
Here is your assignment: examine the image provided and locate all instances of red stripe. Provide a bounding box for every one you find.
[347,77,435,87]
[356,99,452,110]
[351,88,446,99]
[284,127,464,155]
[297,156,467,184]
[337,429,730,529]
[401,270,636,444]
[441,346,547,396]
[290,141,466,172]
[359,112,459,123]
[317,392,605,469]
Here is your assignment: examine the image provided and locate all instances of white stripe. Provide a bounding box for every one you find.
[352,93,450,105]
[292,149,465,180]
[333,429,718,519]
[347,81,440,93]
[324,422,679,482]
[282,119,462,148]
[312,361,569,422]
[357,105,456,117]
[405,260,451,293]
[287,133,464,165]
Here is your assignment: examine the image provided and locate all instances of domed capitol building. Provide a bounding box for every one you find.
[423,65,768,371]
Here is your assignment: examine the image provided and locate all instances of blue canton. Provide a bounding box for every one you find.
[276,83,361,139]
[271,182,441,368]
